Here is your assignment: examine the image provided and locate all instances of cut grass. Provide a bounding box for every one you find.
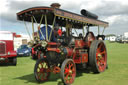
[0,41,128,85]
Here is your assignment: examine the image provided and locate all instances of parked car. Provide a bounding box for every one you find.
[17,44,31,57]
[109,36,116,42]
[122,36,128,43]
[116,35,122,43]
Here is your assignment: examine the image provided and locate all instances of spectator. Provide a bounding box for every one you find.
[58,28,62,36]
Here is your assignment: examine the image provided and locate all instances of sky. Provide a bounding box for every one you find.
[0,0,128,36]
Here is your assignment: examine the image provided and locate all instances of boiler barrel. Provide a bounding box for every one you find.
[81,9,98,19]
[63,47,73,57]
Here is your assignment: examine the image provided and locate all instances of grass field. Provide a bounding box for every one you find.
[0,41,128,85]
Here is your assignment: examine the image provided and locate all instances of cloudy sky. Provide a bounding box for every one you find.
[0,0,128,35]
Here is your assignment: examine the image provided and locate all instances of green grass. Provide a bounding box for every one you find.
[0,41,128,85]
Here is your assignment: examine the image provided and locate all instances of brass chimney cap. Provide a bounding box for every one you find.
[50,3,61,8]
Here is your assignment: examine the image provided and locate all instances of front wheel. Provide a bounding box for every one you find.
[34,58,50,83]
[89,40,107,73]
[60,59,76,85]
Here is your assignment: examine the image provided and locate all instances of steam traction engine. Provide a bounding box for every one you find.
[17,3,108,85]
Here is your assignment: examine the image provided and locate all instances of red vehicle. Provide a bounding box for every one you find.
[0,31,19,65]
[17,3,109,85]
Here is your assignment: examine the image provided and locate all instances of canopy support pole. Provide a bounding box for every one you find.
[39,14,44,27]
[31,17,35,40]
[66,21,68,37]
[49,16,56,41]
[72,23,78,36]
[45,15,48,41]
[33,15,45,40]
[83,24,85,37]
[23,20,32,40]
[102,27,105,35]
[66,21,72,37]
[98,26,100,35]
[74,29,78,36]
[37,14,44,39]
[86,25,89,33]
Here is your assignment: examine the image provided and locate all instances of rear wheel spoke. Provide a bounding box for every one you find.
[64,68,69,74]
[65,73,69,80]
[97,48,101,53]
[100,50,106,55]
[101,60,105,65]
[69,63,73,69]
[99,66,103,71]
[98,43,102,50]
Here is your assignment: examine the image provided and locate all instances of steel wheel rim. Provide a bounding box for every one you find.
[96,42,107,72]
[36,61,50,81]
[64,61,76,84]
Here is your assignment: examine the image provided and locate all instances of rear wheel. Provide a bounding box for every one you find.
[89,40,107,73]
[60,59,76,85]
[34,58,50,83]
